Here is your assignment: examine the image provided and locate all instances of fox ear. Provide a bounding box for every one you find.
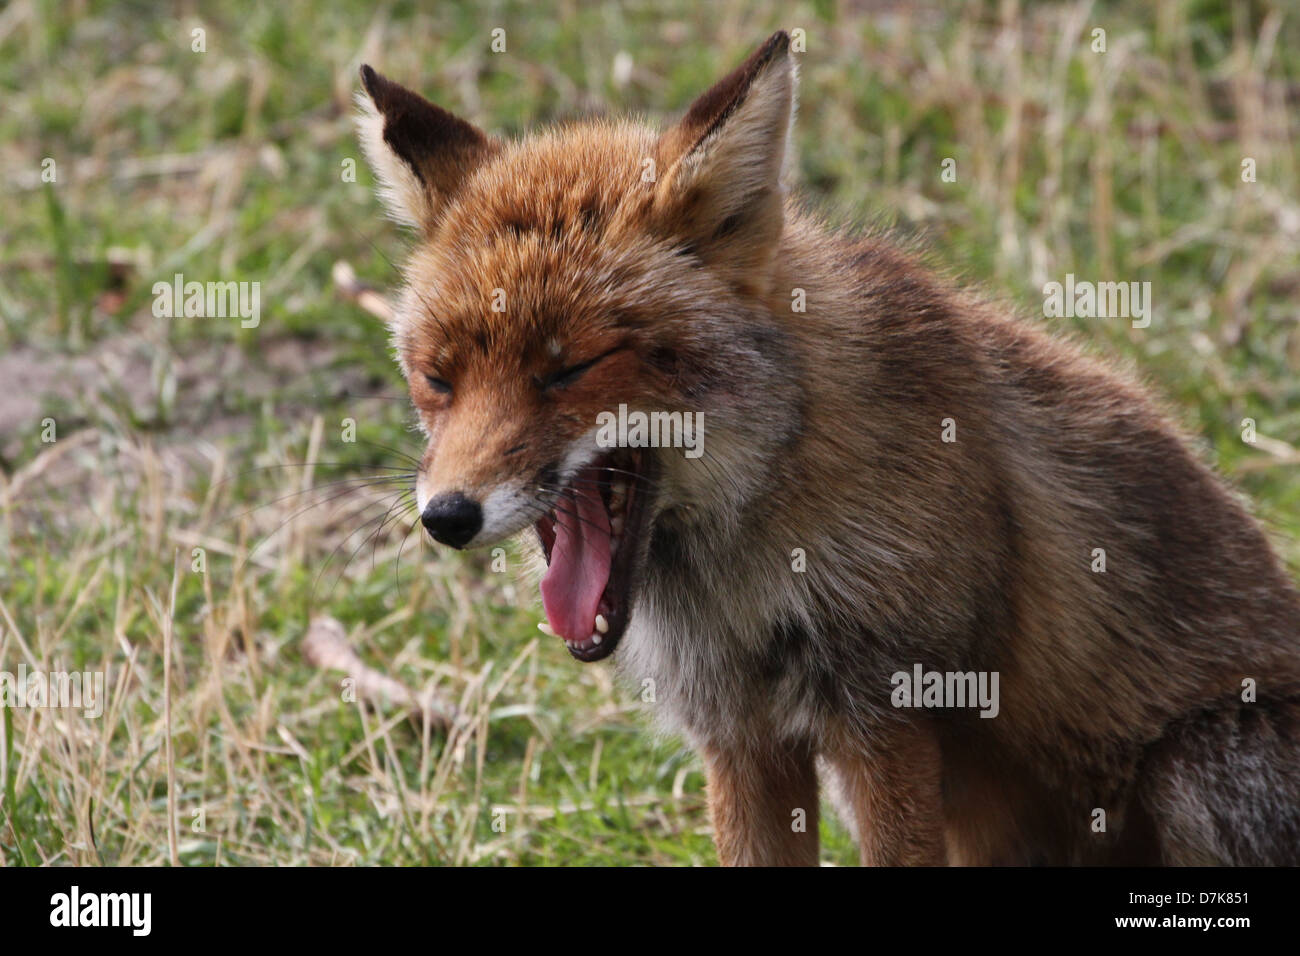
[356,65,497,235]
[654,32,796,278]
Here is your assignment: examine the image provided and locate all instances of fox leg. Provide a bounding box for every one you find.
[821,720,947,866]
[702,737,820,866]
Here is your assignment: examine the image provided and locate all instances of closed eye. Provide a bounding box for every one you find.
[538,347,620,391]
[425,374,452,394]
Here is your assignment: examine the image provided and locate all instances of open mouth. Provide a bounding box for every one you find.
[535,450,653,663]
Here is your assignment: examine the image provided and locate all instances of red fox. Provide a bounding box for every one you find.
[356,32,1300,865]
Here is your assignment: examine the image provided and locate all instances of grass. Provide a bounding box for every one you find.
[0,0,1297,866]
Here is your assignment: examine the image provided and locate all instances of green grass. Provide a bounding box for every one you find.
[0,0,1297,865]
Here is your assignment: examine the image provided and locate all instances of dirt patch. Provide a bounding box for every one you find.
[0,326,373,463]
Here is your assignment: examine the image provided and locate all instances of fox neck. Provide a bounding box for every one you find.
[649,209,851,536]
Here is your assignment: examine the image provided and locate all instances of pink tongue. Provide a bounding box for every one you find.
[540,470,611,642]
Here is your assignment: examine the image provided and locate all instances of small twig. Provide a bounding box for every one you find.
[332,260,394,324]
[1235,434,1300,474]
[302,616,457,727]
[0,429,99,506]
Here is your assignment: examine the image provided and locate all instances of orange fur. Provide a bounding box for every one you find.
[358,32,1300,866]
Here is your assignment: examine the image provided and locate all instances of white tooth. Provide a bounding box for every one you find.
[591,633,602,646]
[595,614,609,634]
[538,622,558,637]
[610,515,624,535]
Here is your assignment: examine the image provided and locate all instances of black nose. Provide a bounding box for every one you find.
[421,492,482,549]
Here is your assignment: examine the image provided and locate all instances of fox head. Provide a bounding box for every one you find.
[357,32,804,662]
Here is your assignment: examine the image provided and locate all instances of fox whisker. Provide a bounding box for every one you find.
[208,461,416,494]
[235,478,415,574]
[227,473,416,523]
[370,495,420,573]
[584,464,656,486]
[393,509,425,592]
[524,493,614,539]
[349,438,425,470]
[314,489,417,604]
